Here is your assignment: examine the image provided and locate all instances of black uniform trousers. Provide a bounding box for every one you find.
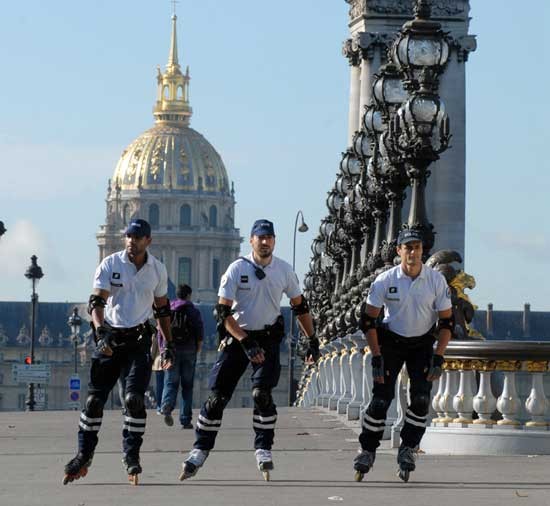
[77,332,152,459]
[359,329,435,452]
[194,334,281,451]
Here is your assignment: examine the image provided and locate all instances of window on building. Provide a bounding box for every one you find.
[180,204,191,227]
[164,85,170,99]
[177,86,184,99]
[149,204,160,229]
[178,257,192,286]
[213,258,220,290]
[209,205,217,228]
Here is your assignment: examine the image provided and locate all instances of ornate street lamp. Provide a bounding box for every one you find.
[387,0,451,257]
[289,210,309,406]
[67,307,82,375]
[372,63,408,121]
[391,0,450,92]
[24,255,44,412]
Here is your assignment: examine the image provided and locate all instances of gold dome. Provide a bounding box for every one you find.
[113,124,229,194]
[112,14,229,195]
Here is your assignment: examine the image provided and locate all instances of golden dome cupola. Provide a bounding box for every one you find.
[154,14,192,126]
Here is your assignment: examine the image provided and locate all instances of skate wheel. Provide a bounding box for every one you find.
[262,470,270,481]
[128,474,139,486]
[179,471,188,481]
[62,474,72,485]
[354,471,364,482]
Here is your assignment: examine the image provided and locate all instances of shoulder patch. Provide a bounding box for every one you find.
[220,274,228,288]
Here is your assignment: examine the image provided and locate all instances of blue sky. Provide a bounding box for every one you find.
[0,1,548,311]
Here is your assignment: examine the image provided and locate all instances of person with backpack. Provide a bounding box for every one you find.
[159,284,204,429]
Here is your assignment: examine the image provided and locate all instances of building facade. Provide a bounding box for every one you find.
[96,14,241,302]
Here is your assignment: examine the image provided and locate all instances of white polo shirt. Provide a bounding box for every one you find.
[218,253,302,331]
[93,250,168,328]
[367,264,451,337]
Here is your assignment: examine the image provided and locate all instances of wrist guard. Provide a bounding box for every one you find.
[427,354,445,380]
[371,355,384,379]
[95,326,113,356]
[240,334,263,361]
[161,340,176,364]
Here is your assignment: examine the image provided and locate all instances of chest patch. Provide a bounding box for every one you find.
[113,272,121,279]
[389,286,397,293]
[240,275,249,283]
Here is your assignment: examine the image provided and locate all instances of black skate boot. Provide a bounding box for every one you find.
[397,445,416,482]
[353,449,375,482]
[123,453,142,485]
[62,452,94,485]
[179,449,209,481]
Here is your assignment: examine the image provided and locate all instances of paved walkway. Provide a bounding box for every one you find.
[0,407,549,506]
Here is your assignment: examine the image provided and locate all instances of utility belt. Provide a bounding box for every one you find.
[218,315,285,351]
[246,316,285,341]
[94,321,154,349]
[379,325,435,349]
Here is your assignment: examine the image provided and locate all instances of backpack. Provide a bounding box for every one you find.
[170,306,192,344]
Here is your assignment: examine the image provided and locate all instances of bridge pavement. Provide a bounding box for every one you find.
[0,407,549,506]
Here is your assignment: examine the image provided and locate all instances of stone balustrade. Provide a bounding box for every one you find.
[296,339,550,454]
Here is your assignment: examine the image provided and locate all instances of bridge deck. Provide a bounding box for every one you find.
[0,407,548,505]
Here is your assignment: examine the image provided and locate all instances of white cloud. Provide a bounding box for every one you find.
[0,220,65,300]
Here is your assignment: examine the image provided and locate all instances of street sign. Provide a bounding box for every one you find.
[68,374,81,410]
[12,364,51,384]
[69,376,81,390]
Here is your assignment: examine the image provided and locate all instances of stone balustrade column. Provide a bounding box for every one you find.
[360,347,373,418]
[431,375,445,423]
[328,342,344,410]
[496,362,522,427]
[439,370,459,424]
[337,337,354,414]
[391,366,409,448]
[322,347,335,408]
[452,367,475,424]
[472,366,497,426]
[347,333,367,420]
[525,361,549,428]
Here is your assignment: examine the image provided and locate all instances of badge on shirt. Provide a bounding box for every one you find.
[111,272,123,287]
[240,275,249,283]
[386,286,399,301]
[446,286,451,299]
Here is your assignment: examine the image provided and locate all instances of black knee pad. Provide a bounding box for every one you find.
[367,396,390,419]
[409,394,430,417]
[252,387,273,411]
[205,392,229,419]
[124,392,144,416]
[85,395,104,418]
